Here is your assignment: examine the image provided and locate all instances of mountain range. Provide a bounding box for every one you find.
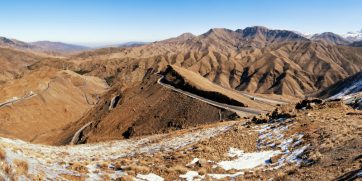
[42,26,359,99]
[1,26,362,180]
[0,37,150,55]
[2,26,359,145]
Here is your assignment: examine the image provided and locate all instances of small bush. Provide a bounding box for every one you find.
[68,162,88,173]
[129,165,150,174]
[13,159,28,175]
[167,165,188,174]
[0,148,6,160]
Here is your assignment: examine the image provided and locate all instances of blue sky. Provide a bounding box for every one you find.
[0,0,361,46]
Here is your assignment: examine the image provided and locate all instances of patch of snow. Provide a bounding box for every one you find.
[136,173,164,181]
[254,118,309,170]
[218,148,280,171]
[329,79,362,100]
[285,145,309,164]
[0,123,234,179]
[208,172,244,179]
[227,147,245,157]
[294,31,314,39]
[186,158,199,167]
[179,171,204,181]
[357,169,362,177]
[279,138,293,152]
[86,164,102,181]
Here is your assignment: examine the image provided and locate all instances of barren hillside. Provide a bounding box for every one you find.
[0,67,108,144]
[59,27,362,98]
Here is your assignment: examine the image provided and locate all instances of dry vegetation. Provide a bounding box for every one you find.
[0,148,5,160]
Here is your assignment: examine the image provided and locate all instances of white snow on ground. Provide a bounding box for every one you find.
[329,79,362,100]
[227,147,245,157]
[179,117,309,180]
[218,148,280,170]
[186,158,199,167]
[135,173,164,181]
[208,172,244,179]
[0,115,309,180]
[210,118,307,175]
[179,171,204,181]
[0,123,233,179]
[255,118,309,169]
[357,170,362,177]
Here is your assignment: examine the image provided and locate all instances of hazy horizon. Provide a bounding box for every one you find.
[1,0,362,46]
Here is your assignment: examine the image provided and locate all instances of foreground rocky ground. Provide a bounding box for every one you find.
[0,100,361,180]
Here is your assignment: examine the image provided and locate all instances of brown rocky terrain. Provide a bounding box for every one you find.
[1,99,361,180]
[1,26,362,146]
[0,67,108,144]
[316,71,362,99]
[58,72,246,145]
[0,26,362,180]
[54,27,362,98]
[0,47,53,83]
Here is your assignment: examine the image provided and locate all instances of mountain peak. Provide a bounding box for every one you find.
[204,28,234,36]
[177,32,195,39]
[311,32,350,45]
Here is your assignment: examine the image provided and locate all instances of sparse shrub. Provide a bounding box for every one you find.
[168,165,188,174]
[102,174,111,181]
[98,162,109,170]
[59,174,85,180]
[0,148,5,160]
[13,159,28,175]
[2,163,12,175]
[117,175,134,181]
[113,161,123,171]
[200,145,214,152]
[198,167,207,175]
[129,165,150,174]
[120,158,132,165]
[67,162,88,173]
[274,170,288,180]
[126,170,135,176]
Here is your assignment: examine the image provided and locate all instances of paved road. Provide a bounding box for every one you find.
[238,91,288,106]
[157,76,269,117]
[0,92,36,108]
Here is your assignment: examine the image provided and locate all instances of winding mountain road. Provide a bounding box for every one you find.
[238,91,288,106]
[0,92,37,108]
[157,76,269,117]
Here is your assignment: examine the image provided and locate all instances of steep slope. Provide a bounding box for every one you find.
[0,67,108,144]
[56,72,240,145]
[0,47,52,83]
[64,27,362,97]
[236,26,308,47]
[161,65,269,109]
[351,40,362,47]
[53,65,279,145]
[311,32,351,45]
[317,71,362,99]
